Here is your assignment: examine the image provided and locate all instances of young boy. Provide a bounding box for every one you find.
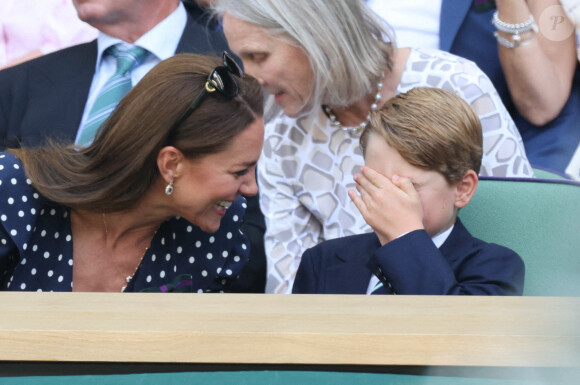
[292,87,525,295]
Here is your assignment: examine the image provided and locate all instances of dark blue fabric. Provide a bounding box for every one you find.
[0,153,249,292]
[442,0,580,174]
[0,2,230,149]
[0,3,265,293]
[292,219,524,295]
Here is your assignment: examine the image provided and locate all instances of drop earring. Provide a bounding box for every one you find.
[165,177,174,196]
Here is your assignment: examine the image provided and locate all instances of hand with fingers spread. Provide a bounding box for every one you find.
[348,166,424,245]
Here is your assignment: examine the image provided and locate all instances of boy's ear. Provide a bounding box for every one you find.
[454,170,478,209]
[157,146,185,184]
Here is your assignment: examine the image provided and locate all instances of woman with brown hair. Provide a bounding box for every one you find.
[0,52,264,292]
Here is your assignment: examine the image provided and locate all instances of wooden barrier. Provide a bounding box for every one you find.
[1,293,579,368]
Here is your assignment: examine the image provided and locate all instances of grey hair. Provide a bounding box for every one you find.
[213,0,396,112]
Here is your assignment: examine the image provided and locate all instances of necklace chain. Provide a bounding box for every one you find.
[102,213,158,292]
[121,229,157,292]
[324,72,384,136]
[122,245,149,291]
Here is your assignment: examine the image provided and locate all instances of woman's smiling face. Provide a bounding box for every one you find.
[172,118,264,233]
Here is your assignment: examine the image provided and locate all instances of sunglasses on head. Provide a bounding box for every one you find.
[167,51,244,139]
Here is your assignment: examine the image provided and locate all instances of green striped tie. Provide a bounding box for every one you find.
[371,281,390,294]
[76,45,149,146]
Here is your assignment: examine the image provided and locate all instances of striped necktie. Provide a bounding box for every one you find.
[371,281,391,295]
[76,45,149,146]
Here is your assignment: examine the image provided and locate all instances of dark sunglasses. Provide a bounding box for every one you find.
[167,51,244,139]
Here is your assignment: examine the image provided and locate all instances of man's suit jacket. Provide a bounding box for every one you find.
[0,2,266,293]
[439,0,580,175]
[292,219,525,295]
[0,2,228,148]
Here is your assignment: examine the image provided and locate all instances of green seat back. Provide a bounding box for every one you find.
[458,177,580,296]
[0,370,566,385]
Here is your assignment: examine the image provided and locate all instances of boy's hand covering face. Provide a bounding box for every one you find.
[348,166,424,245]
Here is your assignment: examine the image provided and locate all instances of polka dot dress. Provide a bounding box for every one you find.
[0,153,249,292]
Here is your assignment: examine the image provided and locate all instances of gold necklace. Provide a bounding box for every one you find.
[324,71,384,137]
[121,228,158,292]
[102,213,158,292]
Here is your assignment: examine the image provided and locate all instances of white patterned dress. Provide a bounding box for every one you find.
[259,48,534,293]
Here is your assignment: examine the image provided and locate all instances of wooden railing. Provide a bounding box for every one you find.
[1,293,579,368]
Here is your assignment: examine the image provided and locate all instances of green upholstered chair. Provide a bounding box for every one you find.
[531,167,570,180]
[458,176,580,296]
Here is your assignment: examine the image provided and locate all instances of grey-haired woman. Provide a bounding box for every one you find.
[214,0,533,294]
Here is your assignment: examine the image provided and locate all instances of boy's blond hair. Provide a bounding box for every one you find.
[360,87,483,184]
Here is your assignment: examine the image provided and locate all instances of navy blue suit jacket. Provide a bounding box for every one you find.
[0,2,228,148]
[440,0,580,174]
[292,219,525,295]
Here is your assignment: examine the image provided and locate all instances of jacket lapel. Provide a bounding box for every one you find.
[23,42,97,145]
[438,218,473,264]
[324,233,380,294]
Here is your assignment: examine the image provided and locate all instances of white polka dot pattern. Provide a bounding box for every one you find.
[0,153,250,292]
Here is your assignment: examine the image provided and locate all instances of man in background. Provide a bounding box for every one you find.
[0,0,266,293]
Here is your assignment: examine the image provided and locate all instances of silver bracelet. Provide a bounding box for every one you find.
[494,31,536,48]
[492,11,539,35]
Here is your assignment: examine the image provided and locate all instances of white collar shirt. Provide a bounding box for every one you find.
[77,2,187,136]
[366,224,454,295]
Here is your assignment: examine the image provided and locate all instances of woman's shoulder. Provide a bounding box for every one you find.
[0,152,48,246]
[405,47,485,79]
[408,47,477,66]
[165,195,249,248]
[0,152,30,194]
[401,48,496,98]
[157,196,251,283]
[0,152,23,173]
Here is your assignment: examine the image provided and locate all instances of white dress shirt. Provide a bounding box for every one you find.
[77,2,187,140]
[367,0,442,49]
